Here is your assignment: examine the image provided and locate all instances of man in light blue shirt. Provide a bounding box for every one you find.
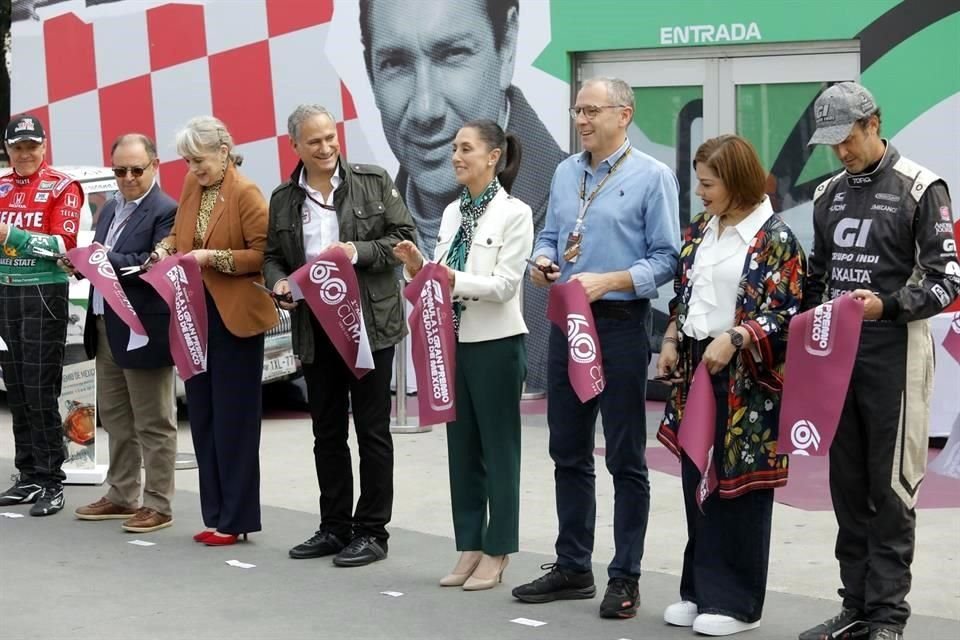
[513,77,680,620]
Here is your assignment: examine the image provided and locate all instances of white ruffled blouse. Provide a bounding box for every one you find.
[682,196,774,340]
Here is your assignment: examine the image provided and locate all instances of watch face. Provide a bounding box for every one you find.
[728,329,743,348]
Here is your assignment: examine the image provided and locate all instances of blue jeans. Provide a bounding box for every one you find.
[547,301,651,580]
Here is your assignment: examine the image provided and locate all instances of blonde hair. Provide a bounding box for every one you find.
[175,116,243,166]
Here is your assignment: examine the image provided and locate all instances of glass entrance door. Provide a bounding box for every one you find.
[725,52,859,250]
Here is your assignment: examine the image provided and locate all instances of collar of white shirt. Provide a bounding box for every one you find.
[114,177,156,211]
[707,195,775,243]
[299,163,342,204]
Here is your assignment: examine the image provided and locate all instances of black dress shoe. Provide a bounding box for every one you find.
[289,530,346,559]
[333,535,388,567]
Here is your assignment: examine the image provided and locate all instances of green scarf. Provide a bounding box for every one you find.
[445,178,500,333]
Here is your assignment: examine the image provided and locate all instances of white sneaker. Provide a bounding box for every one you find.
[663,600,698,626]
[692,613,760,636]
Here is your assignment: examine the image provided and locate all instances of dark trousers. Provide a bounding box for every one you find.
[0,283,68,485]
[831,325,922,631]
[547,300,651,580]
[302,317,394,542]
[679,365,773,623]
[447,335,525,555]
[185,291,264,534]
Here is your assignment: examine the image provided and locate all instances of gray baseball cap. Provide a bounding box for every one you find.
[807,82,878,146]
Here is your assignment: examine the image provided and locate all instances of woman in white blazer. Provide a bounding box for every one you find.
[395,119,533,591]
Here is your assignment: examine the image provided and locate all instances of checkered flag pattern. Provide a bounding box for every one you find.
[10,0,368,199]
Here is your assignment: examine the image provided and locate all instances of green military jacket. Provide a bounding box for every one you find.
[263,160,416,363]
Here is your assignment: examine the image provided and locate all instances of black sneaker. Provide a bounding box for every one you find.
[0,476,43,506]
[599,577,640,619]
[512,563,596,603]
[333,536,388,567]
[289,530,346,559]
[798,608,869,640]
[29,485,64,516]
[869,629,903,640]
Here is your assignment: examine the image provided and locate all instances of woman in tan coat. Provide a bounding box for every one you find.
[152,116,277,546]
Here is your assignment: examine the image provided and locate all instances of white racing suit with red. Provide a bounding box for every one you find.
[804,142,959,632]
[0,164,83,487]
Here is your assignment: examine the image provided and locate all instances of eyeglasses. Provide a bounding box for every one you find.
[112,165,150,178]
[569,105,627,120]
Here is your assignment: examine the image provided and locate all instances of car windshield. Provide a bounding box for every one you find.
[78,179,118,233]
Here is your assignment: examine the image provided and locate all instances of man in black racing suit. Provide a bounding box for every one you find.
[798,83,959,640]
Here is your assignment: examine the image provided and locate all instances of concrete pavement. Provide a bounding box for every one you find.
[0,393,958,639]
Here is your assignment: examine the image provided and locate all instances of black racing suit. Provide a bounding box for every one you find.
[803,142,959,631]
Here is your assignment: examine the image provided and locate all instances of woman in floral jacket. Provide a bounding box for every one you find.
[656,135,805,636]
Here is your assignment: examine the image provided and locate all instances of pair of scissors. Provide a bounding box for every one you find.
[30,246,67,261]
[252,281,294,304]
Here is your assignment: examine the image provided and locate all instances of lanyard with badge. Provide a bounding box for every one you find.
[563,146,632,263]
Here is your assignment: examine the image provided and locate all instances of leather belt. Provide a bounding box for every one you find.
[590,299,649,321]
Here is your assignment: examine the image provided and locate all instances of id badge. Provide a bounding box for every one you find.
[563,230,583,263]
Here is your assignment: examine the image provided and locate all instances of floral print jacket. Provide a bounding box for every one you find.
[657,210,806,498]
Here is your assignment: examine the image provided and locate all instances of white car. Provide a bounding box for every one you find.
[0,166,299,396]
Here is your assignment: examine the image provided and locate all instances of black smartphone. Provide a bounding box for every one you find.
[525,257,556,275]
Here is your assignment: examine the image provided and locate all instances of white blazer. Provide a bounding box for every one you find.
[411,188,533,343]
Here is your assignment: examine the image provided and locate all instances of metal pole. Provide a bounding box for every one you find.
[175,452,198,470]
[391,279,431,434]
[521,384,546,401]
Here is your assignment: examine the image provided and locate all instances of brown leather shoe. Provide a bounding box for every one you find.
[122,507,173,533]
[75,497,138,521]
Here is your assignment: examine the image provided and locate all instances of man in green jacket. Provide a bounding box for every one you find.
[264,104,415,567]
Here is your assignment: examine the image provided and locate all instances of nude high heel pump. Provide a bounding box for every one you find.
[439,552,482,587]
[462,555,509,591]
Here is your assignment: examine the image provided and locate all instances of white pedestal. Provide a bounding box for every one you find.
[64,464,108,485]
[930,313,960,439]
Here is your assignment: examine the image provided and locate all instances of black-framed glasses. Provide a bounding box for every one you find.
[112,165,150,178]
[569,104,627,120]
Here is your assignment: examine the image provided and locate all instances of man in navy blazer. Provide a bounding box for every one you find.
[72,134,179,533]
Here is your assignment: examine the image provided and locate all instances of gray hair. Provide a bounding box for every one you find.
[111,133,157,160]
[175,116,243,166]
[583,76,635,112]
[287,104,336,142]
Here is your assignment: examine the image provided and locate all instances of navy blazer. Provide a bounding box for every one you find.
[82,183,178,369]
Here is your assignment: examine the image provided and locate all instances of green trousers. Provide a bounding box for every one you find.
[447,334,525,555]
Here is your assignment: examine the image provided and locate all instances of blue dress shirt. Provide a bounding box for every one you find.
[533,138,681,300]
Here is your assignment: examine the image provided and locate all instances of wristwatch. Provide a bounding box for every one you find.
[726,328,744,350]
